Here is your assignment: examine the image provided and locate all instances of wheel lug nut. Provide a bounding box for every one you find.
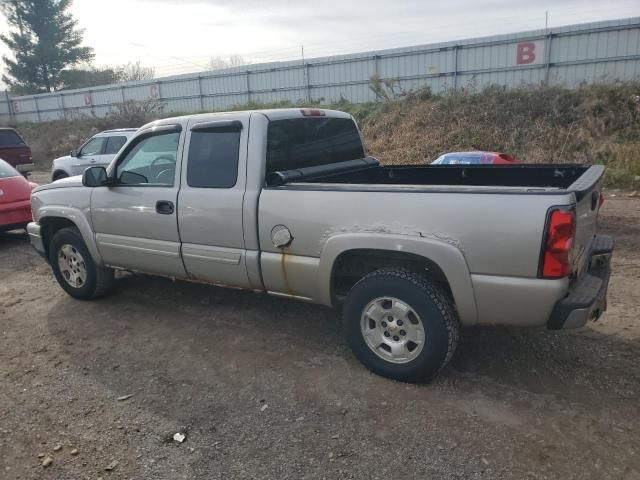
[381,321,387,327]
[387,316,393,321]
[393,336,400,341]
[397,320,403,326]
[383,331,390,337]
[400,330,406,336]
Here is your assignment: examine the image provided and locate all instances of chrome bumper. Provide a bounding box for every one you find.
[27,222,47,260]
[547,235,614,330]
[16,163,35,173]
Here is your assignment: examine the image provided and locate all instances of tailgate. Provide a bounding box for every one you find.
[0,146,32,167]
[568,165,605,277]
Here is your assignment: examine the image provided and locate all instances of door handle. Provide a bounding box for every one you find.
[156,200,174,215]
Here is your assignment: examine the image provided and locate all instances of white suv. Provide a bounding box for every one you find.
[51,128,137,181]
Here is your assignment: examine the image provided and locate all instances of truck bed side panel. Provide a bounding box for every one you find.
[258,188,574,277]
[258,188,574,325]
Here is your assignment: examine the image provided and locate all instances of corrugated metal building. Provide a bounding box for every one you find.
[1,16,638,124]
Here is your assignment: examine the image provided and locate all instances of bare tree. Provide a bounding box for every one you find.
[117,61,155,82]
[208,55,248,70]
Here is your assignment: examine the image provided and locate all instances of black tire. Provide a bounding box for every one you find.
[49,227,114,300]
[342,267,459,383]
[52,171,69,181]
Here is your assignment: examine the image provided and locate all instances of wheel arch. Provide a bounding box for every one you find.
[319,233,478,326]
[39,209,103,266]
[52,169,70,181]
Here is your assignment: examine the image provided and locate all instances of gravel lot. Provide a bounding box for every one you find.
[1,175,639,479]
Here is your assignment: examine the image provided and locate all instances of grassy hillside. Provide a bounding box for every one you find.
[11,83,640,188]
[360,84,640,188]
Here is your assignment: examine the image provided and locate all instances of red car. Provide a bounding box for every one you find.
[0,127,34,173]
[431,151,519,165]
[0,159,38,232]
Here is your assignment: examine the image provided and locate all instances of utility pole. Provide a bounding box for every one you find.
[545,10,549,34]
[544,10,551,86]
[302,45,311,103]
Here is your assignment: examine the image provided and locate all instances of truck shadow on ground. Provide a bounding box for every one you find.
[0,229,28,246]
[0,229,44,267]
[44,271,640,421]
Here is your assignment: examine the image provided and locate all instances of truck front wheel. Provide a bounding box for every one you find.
[342,267,459,382]
[52,171,69,181]
[49,227,114,300]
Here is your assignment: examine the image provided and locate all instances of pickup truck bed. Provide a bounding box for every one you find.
[270,159,596,193]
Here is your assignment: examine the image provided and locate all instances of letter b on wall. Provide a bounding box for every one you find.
[516,42,537,64]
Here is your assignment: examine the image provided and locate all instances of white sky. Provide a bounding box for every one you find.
[1,0,639,83]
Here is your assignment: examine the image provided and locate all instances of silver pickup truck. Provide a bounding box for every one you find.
[27,108,613,382]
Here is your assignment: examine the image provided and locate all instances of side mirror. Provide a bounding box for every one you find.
[119,170,148,185]
[70,149,79,157]
[82,166,108,187]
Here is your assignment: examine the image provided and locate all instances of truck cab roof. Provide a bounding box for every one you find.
[139,108,353,131]
[93,128,138,137]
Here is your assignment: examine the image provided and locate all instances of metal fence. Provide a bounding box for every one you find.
[1,16,639,124]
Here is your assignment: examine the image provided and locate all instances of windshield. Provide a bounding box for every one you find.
[0,159,20,178]
[432,153,486,165]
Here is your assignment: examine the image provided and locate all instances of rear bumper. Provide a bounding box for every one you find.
[0,199,32,231]
[27,222,47,260]
[547,235,614,330]
[15,163,35,173]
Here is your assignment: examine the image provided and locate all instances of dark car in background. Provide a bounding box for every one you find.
[0,128,34,174]
[432,151,519,165]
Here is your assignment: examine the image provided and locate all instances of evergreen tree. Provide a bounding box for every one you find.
[1,0,94,94]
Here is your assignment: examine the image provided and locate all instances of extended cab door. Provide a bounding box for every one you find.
[90,125,186,277]
[177,114,251,288]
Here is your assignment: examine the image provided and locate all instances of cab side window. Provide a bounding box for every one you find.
[187,127,241,188]
[116,131,180,186]
[104,136,128,155]
[79,137,105,156]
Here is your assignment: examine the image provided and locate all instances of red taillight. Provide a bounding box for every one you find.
[300,108,325,117]
[599,192,605,208]
[541,209,575,278]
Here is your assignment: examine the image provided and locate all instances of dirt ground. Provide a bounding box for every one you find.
[1,176,639,479]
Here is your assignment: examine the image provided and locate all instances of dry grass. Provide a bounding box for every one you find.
[12,99,164,170]
[9,83,640,188]
[360,84,640,188]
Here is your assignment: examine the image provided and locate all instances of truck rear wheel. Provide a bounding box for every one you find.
[49,227,114,300]
[342,267,459,382]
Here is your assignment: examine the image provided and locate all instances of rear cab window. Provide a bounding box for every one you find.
[0,130,25,146]
[266,117,364,176]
